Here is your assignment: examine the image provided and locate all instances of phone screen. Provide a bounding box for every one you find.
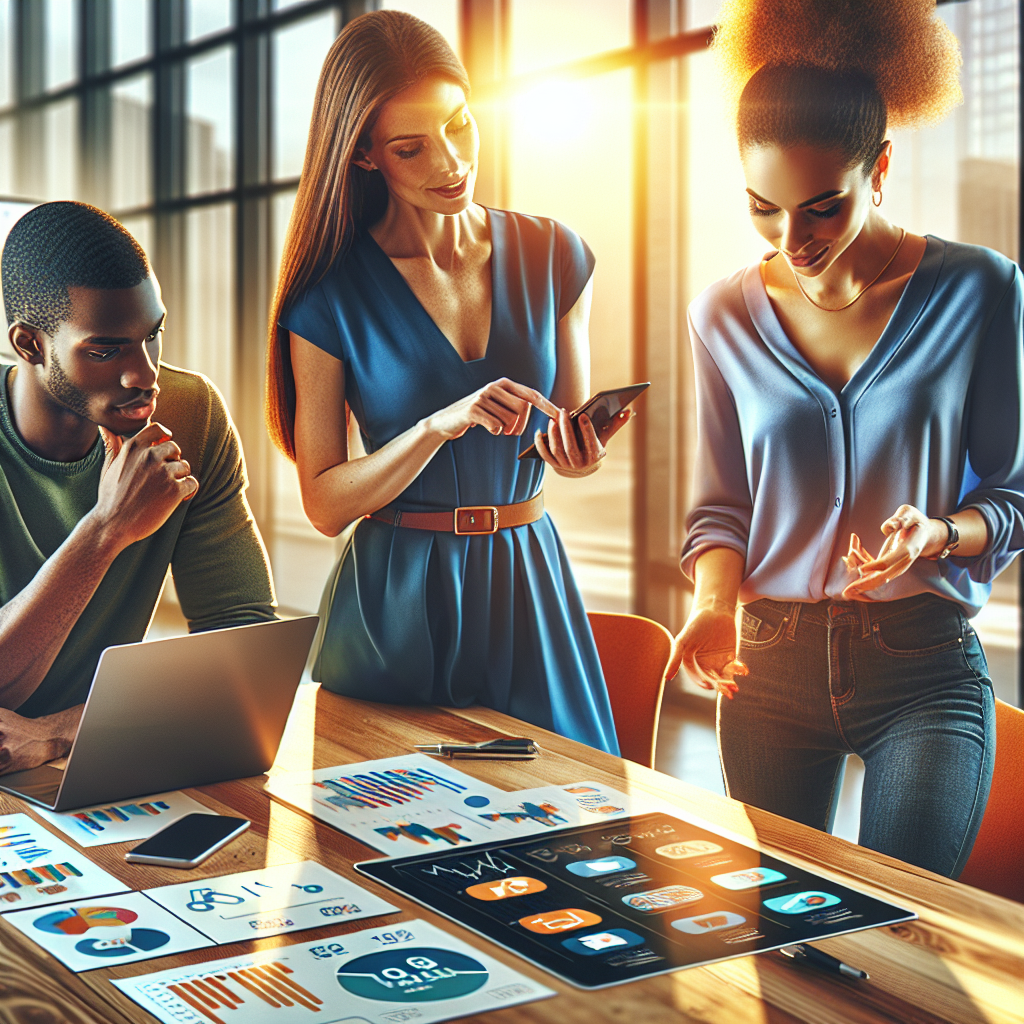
[575,383,650,434]
[128,814,248,861]
[518,382,650,460]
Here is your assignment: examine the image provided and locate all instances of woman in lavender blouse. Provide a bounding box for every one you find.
[669,0,1024,877]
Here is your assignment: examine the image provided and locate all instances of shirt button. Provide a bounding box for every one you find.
[831,408,837,418]
[835,497,842,507]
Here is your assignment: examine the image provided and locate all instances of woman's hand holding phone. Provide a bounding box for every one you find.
[533,408,633,478]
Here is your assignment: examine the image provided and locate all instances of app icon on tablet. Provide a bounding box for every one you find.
[465,876,547,901]
[566,856,636,878]
[621,885,703,913]
[655,840,724,860]
[671,911,747,935]
[561,928,645,956]
[711,867,787,890]
[764,891,841,914]
[519,909,603,933]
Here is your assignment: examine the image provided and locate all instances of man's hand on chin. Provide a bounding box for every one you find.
[0,705,83,775]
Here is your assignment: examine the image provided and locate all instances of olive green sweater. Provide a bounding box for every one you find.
[0,362,277,716]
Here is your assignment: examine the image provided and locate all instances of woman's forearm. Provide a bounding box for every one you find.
[692,547,746,612]
[301,418,448,536]
[930,508,989,559]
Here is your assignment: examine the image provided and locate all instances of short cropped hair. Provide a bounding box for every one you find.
[2,201,150,336]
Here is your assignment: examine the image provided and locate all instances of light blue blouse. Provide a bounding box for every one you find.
[680,236,1024,616]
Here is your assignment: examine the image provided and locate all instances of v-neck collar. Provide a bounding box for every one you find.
[359,207,500,367]
[741,234,945,405]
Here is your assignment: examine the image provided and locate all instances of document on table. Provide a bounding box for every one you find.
[0,813,129,913]
[472,781,635,836]
[113,917,555,1024]
[143,860,399,943]
[265,755,637,856]
[4,891,212,972]
[264,754,513,856]
[34,791,212,847]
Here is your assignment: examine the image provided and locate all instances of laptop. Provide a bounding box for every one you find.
[0,615,319,812]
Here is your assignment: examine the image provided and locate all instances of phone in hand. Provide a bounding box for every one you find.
[518,382,650,460]
[124,813,250,868]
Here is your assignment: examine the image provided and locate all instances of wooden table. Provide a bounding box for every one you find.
[2,684,1022,1024]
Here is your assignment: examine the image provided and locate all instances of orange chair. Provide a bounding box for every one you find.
[958,698,1024,903]
[587,611,674,768]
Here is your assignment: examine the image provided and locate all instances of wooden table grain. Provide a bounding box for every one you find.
[2,684,1022,1024]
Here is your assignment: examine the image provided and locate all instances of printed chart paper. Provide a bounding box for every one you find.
[474,782,635,838]
[35,791,212,847]
[4,891,212,972]
[113,918,555,1024]
[0,813,128,913]
[265,755,512,856]
[143,861,399,943]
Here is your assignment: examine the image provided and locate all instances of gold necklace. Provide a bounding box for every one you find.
[792,228,907,312]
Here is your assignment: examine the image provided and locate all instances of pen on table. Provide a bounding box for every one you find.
[779,944,869,981]
[414,737,540,760]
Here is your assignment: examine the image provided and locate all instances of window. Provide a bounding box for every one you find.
[111,0,151,69]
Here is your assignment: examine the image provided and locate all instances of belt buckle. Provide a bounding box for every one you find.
[454,506,499,535]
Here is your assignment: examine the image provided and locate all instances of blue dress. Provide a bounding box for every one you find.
[281,209,620,754]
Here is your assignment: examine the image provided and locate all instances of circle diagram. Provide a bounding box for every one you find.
[336,947,489,1002]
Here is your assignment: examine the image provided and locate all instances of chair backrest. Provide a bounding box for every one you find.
[587,611,673,768]
[958,697,1024,903]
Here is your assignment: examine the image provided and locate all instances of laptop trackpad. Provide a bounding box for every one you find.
[0,765,64,806]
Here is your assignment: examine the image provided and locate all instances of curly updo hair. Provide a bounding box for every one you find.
[712,0,963,171]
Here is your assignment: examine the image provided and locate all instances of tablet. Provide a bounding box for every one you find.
[356,811,915,989]
[518,382,650,459]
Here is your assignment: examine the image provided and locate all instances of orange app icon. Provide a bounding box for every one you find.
[465,876,548,901]
[519,909,602,934]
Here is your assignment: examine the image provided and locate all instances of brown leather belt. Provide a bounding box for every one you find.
[367,493,544,535]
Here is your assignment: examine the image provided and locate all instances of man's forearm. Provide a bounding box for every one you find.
[0,704,84,774]
[0,513,121,709]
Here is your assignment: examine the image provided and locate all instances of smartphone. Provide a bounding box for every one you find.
[518,382,650,460]
[124,813,250,868]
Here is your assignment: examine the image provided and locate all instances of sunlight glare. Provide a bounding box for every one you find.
[512,79,596,147]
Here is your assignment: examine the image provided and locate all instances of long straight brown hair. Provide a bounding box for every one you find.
[266,10,470,460]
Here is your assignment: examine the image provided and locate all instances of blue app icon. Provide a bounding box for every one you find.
[561,928,646,956]
[764,891,842,915]
[566,856,637,878]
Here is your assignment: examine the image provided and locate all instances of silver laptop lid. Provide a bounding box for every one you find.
[51,615,318,810]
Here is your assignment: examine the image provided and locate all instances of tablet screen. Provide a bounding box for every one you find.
[357,811,914,989]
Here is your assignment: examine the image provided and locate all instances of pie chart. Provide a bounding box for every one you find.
[336,947,489,1002]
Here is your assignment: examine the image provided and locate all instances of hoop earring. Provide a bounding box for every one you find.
[872,189,883,207]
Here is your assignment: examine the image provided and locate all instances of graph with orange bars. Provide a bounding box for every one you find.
[160,962,323,1022]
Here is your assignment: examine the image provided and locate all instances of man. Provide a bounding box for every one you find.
[0,201,276,773]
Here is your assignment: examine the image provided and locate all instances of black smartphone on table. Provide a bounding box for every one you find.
[124,813,250,868]
[518,382,650,460]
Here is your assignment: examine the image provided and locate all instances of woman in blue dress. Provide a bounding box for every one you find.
[265,11,624,753]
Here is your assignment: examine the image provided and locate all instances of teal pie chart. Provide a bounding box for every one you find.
[336,947,489,1002]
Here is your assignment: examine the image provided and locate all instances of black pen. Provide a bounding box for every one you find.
[779,944,869,981]
[414,737,540,759]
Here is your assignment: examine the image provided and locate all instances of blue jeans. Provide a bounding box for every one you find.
[718,594,996,878]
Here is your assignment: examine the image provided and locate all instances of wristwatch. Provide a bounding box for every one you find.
[935,517,960,559]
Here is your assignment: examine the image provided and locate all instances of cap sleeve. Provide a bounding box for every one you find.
[278,280,343,361]
[554,220,596,320]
